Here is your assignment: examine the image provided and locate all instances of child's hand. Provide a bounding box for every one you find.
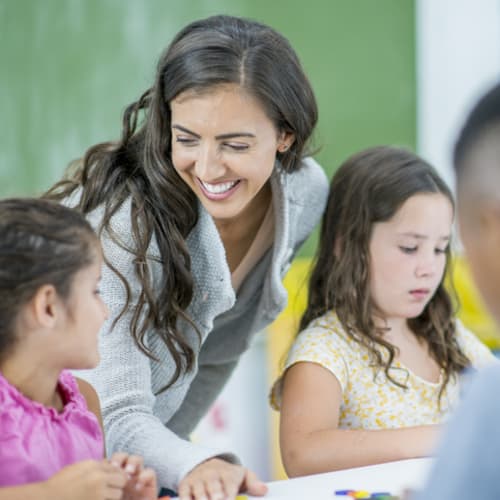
[43,459,127,500]
[109,452,158,500]
[178,457,267,500]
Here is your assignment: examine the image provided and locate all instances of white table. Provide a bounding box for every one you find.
[247,458,434,500]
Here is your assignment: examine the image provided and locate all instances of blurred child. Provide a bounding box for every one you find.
[415,82,500,499]
[271,146,497,477]
[0,198,157,500]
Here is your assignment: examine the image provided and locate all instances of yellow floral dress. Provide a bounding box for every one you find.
[271,311,496,429]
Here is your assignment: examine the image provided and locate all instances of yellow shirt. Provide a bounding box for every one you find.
[271,310,497,429]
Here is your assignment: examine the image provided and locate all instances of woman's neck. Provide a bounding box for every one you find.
[215,182,272,272]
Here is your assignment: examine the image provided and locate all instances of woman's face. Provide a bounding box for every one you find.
[170,84,293,225]
[368,192,453,323]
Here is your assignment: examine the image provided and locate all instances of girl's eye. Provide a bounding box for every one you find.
[399,246,417,254]
[435,247,448,255]
[94,288,101,295]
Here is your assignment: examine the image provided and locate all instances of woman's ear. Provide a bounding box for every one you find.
[277,131,296,153]
[30,284,60,329]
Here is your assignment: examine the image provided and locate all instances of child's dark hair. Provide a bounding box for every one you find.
[454,81,500,173]
[0,198,99,362]
[300,146,470,401]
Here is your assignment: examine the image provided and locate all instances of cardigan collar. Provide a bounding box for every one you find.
[185,164,289,336]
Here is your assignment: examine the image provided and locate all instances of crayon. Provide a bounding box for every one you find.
[353,491,371,499]
[333,490,399,499]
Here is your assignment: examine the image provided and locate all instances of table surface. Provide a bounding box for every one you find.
[247,458,434,500]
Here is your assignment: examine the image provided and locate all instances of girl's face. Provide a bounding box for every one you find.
[57,250,108,369]
[170,83,293,225]
[368,193,453,323]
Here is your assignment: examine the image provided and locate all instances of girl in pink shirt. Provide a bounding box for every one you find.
[0,198,157,500]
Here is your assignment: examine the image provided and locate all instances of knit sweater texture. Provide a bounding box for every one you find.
[75,157,329,488]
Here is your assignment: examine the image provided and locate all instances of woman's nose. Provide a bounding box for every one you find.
[194,144,225,180]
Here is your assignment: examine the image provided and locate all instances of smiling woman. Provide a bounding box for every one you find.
[170,84,293,273]
[42,14,329,500]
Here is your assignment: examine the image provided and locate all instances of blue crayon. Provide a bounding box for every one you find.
[335,490,355,496]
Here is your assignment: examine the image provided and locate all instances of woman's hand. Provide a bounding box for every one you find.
[42,459,127,500]
[178,457,267,500]
[109,452,158,500]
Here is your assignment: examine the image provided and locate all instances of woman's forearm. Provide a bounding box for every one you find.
[282,424,440,477]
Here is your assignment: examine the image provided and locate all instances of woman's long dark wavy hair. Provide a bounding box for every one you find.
[300,146,470,403]
[43,15,318,390]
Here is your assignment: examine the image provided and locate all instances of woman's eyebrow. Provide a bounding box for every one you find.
[172,124,255,140]
[215,132,256,140]
[172,124,200,138]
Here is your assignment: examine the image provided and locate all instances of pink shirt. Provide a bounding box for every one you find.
[0,370,103,486]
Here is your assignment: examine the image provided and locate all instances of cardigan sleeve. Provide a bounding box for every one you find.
[74,201,238,489]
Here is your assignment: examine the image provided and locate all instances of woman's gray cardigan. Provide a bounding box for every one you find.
[76,157,329,489]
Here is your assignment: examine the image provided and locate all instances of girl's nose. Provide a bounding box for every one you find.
[415,255,437,277]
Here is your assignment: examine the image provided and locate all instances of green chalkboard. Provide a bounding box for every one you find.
[0,0,415,256]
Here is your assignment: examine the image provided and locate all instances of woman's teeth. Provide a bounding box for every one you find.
[201,180,238,193]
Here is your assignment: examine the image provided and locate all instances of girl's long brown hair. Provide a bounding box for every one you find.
[300,146,470,403]
[44,15,318,391]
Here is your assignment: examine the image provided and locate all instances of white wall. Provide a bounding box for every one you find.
[191,332,271,480]
[416,0,500,188]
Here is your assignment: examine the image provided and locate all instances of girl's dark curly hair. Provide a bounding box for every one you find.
[300,146,470,403]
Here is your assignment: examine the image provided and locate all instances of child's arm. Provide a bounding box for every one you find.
[0,460,127,500]
[280,362,440,477]
[110,452,158,500]
[76,376,106,455]
[76,377,158,498]
[0,483,51,500]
